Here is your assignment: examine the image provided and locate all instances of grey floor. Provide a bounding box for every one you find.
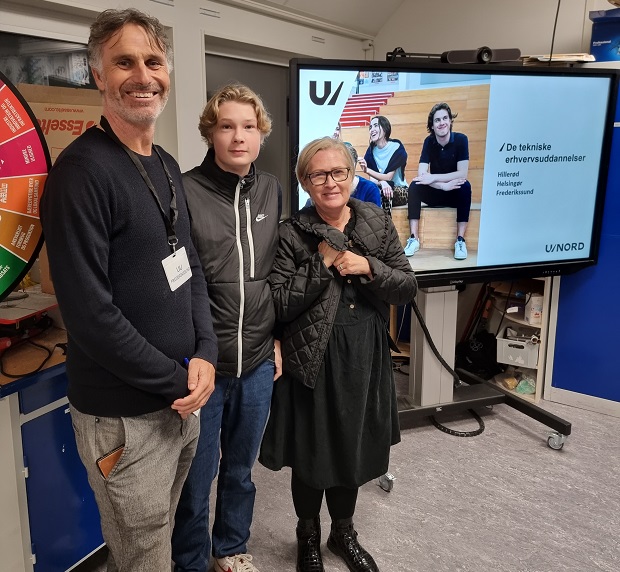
[77,384,620,572]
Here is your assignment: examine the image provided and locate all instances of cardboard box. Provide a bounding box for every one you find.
[496,327,539,369]
[17,83,101,163]
[17,84,102,294]
[589,9,620,62]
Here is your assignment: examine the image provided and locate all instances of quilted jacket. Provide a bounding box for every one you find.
[271,198,417,388]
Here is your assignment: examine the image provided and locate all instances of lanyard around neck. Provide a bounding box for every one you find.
[100,116,179,253]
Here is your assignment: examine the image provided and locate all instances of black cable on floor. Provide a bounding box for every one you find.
[430,409,485,437]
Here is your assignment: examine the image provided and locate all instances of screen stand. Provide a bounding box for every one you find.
[402,286,506,422]
[398,287,572,441]
[410,287,458,406]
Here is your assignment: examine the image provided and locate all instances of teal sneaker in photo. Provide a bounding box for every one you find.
[404,237,420,257]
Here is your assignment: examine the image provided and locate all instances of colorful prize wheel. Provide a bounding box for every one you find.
[0,71,52,302]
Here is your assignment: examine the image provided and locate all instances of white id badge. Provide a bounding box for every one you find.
[162,246,192,291]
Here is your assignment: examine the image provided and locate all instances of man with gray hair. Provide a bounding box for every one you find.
[40,8,218,571]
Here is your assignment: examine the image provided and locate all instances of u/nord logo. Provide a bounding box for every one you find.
[309,81,344,105]
[545,242,585,253]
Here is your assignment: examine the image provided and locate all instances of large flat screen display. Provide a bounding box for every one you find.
[289,58,618,287]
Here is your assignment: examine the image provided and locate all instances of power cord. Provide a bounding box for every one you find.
[431,409,485,437]
[494,281,516,337]
[392,304,409,373]
[0,321,63,378]
[548,0,562,66]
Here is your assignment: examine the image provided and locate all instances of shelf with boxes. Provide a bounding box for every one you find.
[485,278,552,403]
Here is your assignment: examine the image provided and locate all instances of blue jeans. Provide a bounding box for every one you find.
[172,358,274,572]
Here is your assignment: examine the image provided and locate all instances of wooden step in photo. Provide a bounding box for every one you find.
[391,206,480,250]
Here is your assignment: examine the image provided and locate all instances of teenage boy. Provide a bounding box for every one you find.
[172,84,282,572]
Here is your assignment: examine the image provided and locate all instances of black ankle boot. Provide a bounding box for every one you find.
[296,516,324,572]
[327,518,379,572]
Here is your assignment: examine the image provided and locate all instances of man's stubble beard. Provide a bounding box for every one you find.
[103,87,169,128]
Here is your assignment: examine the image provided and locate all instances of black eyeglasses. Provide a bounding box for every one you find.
[306,168,351,186]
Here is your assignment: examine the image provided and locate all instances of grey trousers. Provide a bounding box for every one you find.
[71,405,200,572]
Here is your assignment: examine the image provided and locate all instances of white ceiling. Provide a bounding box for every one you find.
[215,0,406,38]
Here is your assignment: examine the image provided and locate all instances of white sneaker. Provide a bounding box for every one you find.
[404,237,420,257]
[454,238,467,260]
[214,553,259,572]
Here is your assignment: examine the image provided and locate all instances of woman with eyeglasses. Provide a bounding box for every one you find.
[259,137,417,572]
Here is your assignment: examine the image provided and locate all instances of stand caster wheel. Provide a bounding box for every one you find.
[547,432,566,450]
[377,473,395,492]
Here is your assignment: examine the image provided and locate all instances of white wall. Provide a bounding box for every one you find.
[375,0,614,61]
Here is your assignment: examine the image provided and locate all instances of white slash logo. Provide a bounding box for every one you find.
[255,213,268,222]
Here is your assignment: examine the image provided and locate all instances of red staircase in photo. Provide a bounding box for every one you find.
[340,92,394,127]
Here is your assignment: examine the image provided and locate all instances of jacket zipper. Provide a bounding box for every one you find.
[234,180,244,377]
[245,197,255,279]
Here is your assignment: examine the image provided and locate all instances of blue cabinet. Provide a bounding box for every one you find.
[0,364,103,572]
[21,376,103,571]
[550,88,620,408]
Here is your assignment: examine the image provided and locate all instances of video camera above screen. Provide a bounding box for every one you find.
[288,58,619,287]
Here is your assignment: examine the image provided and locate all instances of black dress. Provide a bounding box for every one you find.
[259,232,400,490]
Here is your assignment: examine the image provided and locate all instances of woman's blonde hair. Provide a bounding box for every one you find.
[296,137,355,191]
[198,83,272,146]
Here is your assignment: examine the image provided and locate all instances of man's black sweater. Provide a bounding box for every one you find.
[41,127,217,417]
